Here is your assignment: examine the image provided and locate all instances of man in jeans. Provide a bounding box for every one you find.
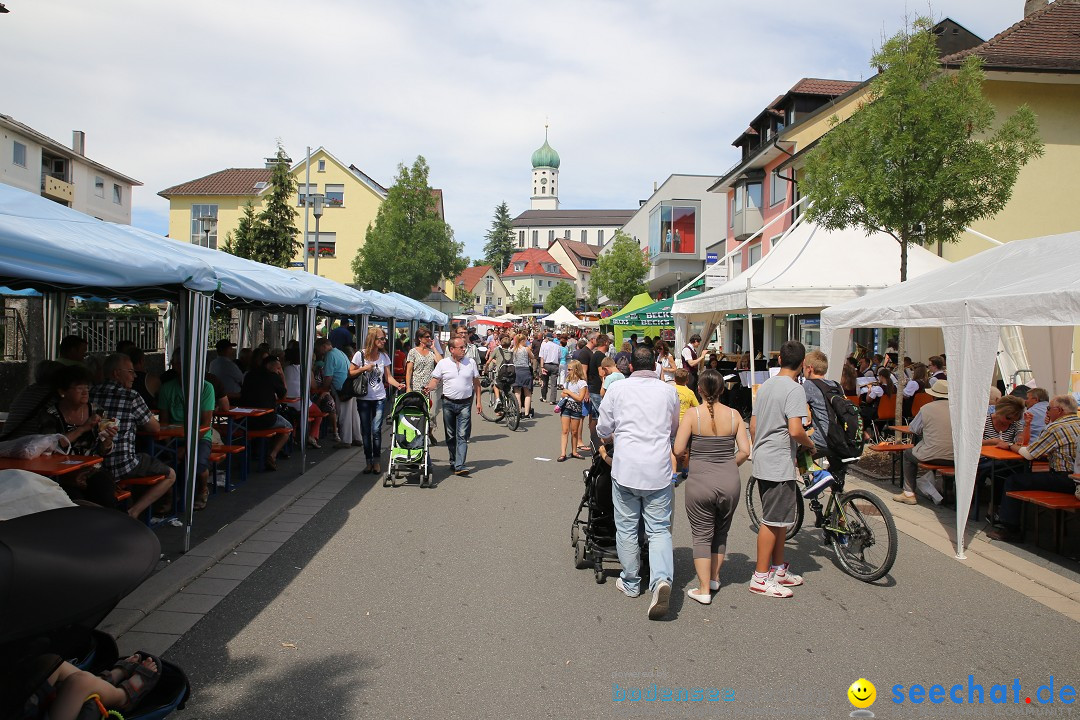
[428,337,482,477]
[597,346,680,620]
[749,340,815,598]
[539,332,562,404]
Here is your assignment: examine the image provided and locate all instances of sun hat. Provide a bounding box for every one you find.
[926,379,949,398]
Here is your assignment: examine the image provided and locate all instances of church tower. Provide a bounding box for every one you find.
[530,124,560,210]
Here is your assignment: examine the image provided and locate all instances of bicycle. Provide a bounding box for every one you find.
[745,457,898,582]
[478,368,520,431]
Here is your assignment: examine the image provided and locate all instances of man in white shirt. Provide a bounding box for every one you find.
[208,339,244,401]
[427,337,482,477]
[539,333,562,404]
[596,346,680,620]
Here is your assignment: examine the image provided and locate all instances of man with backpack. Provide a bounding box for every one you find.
[802,350,864,498]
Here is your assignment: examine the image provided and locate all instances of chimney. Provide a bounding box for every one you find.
[72,130,85,156]
[1024,0,1049,17]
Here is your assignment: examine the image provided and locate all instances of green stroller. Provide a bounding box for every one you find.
[384,390,433,488]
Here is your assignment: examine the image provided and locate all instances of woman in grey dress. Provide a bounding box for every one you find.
[673,369,751,605]
[405,327,442,436]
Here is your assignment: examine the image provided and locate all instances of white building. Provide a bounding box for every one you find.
[619,174,727,299]
[0,113,141,224]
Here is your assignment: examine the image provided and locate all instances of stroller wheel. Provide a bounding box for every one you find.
[574,539,590,569]
[570,523,580,547]
[594,568,605,584]
[383,473,393,488]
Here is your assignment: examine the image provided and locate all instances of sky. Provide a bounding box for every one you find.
[3,0,1024,262]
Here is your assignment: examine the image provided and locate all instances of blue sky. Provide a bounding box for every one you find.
[4,0,1024,262]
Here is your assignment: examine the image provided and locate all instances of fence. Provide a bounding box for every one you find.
[66,313,163,354]
[1,307,27,361]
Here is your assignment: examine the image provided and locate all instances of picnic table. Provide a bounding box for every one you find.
[980,445,1028,521]
[0,454,103,477]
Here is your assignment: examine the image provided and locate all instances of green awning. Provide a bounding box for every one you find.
[612,297,673,326]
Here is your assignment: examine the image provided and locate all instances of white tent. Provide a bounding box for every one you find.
[545,306,583,327]
[494,312,523,321]
[672,219,949,374]
[820,230,1080,557]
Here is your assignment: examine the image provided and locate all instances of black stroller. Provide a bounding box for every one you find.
[570,449,649,585]
[0,506,191,720]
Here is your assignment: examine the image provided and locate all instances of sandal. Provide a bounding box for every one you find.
[114,651,163,712]
[575,446,592,453]
[572,454,585,460]
[193,492,208,511]
[557,455,567,462]
[265,455,278,471]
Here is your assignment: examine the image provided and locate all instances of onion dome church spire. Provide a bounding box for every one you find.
[530,123,560,210]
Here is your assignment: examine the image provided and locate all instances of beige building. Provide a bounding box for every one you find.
[0,113,141,224]
[451,265,510,314]
[546,237,598,303]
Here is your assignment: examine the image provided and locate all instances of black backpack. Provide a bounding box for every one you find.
[809,378,864,461]
[496,348,516,385]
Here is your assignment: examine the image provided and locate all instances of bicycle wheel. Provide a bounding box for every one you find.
[479,387,498,423]
[744,476,804,541]
[505,393,521,431]
[829,489,898,582]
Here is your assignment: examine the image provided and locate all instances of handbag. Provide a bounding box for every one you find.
[351,351,374,399]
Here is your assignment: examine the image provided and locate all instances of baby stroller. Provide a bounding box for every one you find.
[0,506,191,720]
[384,390,432,489]
[570,448,649,585]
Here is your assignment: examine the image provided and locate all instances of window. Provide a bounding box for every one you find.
[598,229,604,244]
[541,186,546,194]
[306,232,337,258]
[518,230,525,248]
[325,184,344,207]
[548,230,555,243]
[475,296,481,305]
[514,262,526,272]
[94,176,104,198]
[297,184,315,206]
[729,195,735,227]
[112,184,122,204]
[745,182,762,210]
[497,297,503,306]
[532,230,538,247]
[486,277,493,294]
[731,250,742,272]
[748,242,762,267]
[580,229,587,242]
[511,279,515,286]
[770,233,783,251]
[565,229,571,239]
[317,159,326,172]
[538,294,543,303]
[12,141,26,167]
[734,187,743,213]
[648,204,697,256]
[770,170,786,207]
[190,204,219,249]
[254,181,268,191]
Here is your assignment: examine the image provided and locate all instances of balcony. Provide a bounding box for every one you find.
[732,208,763,242]
[42,174,73,203]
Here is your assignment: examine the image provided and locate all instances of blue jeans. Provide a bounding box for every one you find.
[611,480,674,594]
[442,396,473,471]
[356,398,385,463]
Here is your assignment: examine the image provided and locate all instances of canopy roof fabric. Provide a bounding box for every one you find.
[455,314,511,327]
[611,298,673,327]
[545,305,584,327]
[494,313,522,321]
[0,183,218,301]
[387,291,448,325]
[673,221,949,318]
[289,270,375,316]
[607,293,654,321]
[820,230,1080,558]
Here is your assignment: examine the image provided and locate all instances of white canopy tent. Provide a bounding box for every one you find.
[672,219,950,375]
[820,230,1080,558]
[544,306,583,327]
[494,313,522,321]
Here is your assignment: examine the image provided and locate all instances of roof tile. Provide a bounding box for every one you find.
[455,265,492,292]
[501,249,575,280]
[940,0,1080,71]
[159,168,272,197]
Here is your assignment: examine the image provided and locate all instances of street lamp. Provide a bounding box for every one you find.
[198,215,217,248]
[311,194,324,276]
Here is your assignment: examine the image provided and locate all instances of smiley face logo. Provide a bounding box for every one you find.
[848,678,876,709]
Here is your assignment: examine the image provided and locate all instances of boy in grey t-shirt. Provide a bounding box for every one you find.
[749,340,816,598]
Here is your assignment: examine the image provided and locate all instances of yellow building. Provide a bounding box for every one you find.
[159,147,387,284]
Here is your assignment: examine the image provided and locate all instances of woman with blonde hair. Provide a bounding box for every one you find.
[557,360,589,461]
[654,340,676,383]
[511,332,538,420]
[352,326,404,475]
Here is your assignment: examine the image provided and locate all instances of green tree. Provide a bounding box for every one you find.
[482,202,516,273]
[221,144,300,268]
[590,230,649,306]
[800,16,1043,422]
[544,281,577,313]
[352,156,466,299]
[509,286,534,314]
[221,201,258,258]
[454,283,474,313]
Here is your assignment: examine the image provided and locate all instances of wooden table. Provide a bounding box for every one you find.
[0,454,103,477]
[870,442,913,487]
[215,407,274,445]
[981,446,1028,521]
[887,425,912,435]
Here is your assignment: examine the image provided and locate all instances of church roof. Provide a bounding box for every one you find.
[531,127,561,168]
[511,209,635,228]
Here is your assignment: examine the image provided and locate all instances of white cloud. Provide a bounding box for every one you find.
[3,0,1021,260]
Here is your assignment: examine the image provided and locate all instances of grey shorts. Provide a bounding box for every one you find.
[118,453,173,480]
[756,478,798,528]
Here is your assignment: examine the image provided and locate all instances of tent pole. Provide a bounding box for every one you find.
[180,290,211,554]
[298,305,316,473]
[748,310,756,413]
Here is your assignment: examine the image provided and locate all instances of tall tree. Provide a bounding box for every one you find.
[590,230,650,306]
[454,283,474,313]
[222,144,301,268]
[509,286,534,314]
[352,156,466,299]
[800,15,1043,421]
[482,202,516,273]
[544,281,577,313]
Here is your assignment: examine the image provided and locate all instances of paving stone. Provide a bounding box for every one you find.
[159,593,226,614]
[248,529,295,543]
[218,551,271,567]
[98,608,145,636]
[117,631,180,657]
[291,497,328,508]
[183,576,244,596]
[268,521,305,533]
[201,563,258,581]
[237,540,284,554]
[131,610,203,635]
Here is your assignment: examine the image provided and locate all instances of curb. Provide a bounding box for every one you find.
[98,447,363,642]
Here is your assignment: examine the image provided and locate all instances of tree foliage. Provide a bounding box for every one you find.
[590,230,649,306]
[454,283,474,312]
[222,144,301,268]
[509,286,534,314]
[800,16,1043,281]
[482,201,516,274]
[352,156,466,299]
[544,281,577,313]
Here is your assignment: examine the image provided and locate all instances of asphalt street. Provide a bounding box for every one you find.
[165,399,1079,719]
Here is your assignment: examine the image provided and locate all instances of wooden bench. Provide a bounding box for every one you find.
[115,474,168,523]
[114,489,132,503]
[211,443,248,490]
[246,427,293,471]
[1005,490,1080,552]
[871,442,913,487]
[917,462,971,513]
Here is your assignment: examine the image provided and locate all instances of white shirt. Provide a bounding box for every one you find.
[432,357,479,400]
[539,338,561,364]
[283,364,303,411]
[596,370,680,492]
[352,350,390,401]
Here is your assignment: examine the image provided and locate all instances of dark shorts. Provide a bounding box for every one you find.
[194,438,213,474]
[756,478,798,528]
[513,367,533,390]
[118,453,173,480]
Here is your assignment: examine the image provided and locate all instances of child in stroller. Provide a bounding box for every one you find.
[384,390,433,488]
[22,651,161,720]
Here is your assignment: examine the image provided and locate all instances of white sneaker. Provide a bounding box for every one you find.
[648,581,672,619]
[615,577,640,598]
[749,574,793,598]
[687,588,712,605]
[771,563,803,587]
